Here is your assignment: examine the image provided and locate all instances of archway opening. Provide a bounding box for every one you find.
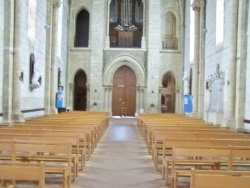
[74,70,87,111]
[161,72,176,113]
[75,9,89,47]
[112,65,136,116]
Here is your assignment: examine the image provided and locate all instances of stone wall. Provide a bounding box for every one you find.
[244,1,250,132]
[0,0,3,122]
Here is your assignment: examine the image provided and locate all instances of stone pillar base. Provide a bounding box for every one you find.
[2,112,13,125]
[191,111,198,119]
[221,117,236,129]
[50,107,58,115]
[12,113,25,123]
[141,37,146,49]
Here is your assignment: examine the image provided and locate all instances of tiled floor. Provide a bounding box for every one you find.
[5,117,181,188]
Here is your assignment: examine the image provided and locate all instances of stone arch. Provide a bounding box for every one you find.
[70,68,89,85]
[71,5,91,47]
[103,55,146,86]
[74,9,90,47]
[73,69,87,111]
[160,71,177,113]
[161,8,180,49]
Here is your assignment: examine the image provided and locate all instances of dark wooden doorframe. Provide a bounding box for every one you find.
[74,70,87,111]
[112,65,136,116]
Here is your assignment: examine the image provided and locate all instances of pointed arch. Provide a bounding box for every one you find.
[162,8,179,49]
[103,55,146,86]
[161,71,176,113]
[74,69,87,110]
[112,65,136,116]
[74,9,90,47]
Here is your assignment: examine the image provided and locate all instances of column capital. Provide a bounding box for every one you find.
[53,0,62,8]
[191,0,200,11]
[200,0,206,8]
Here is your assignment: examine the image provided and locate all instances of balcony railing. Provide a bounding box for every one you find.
[110,35,141,48]
[162,38,178,50]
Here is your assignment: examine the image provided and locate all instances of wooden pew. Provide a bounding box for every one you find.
[0,162,45,188]
[10,124,96,156]
[0,133,80,180]
[190,169,250,188]
[13,140,72,188]
[152,132,249,170]
[169,146,250,188]
[168,146,231,187]
[162,138,250,179]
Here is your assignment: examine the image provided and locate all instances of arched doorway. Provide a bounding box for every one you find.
[161,72,176,113]
[74,70,87,111]
[112,65,136,116]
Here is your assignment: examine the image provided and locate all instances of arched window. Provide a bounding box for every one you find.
[75,9,89,47]
[216,0,224,46]
[162,11,178,49]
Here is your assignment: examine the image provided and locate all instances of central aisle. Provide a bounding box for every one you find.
[74,117,166,188]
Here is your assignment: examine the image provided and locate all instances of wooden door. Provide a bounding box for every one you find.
[112,66,136,116]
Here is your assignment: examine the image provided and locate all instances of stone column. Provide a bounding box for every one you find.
[66,0,72,108]
[45,0,53,115]
[235,0,247,130]
[175,86,180,113]
[146,0,161,113]
[191,1,200,118]
[136,86,140,112]
[105,0,112,48]
[198,0,206,119]
[86,84,90,111]
[109,87,112,114]
[141,0,146,49]
[12,0,25,122]
[222,0,239,128]
[103,86,109,111]
[140,87,145,112]
[69,83,74,111]
[158,88,162,113]
[49,0,62,114]
[89,0,105,111]
[3,0,14,124]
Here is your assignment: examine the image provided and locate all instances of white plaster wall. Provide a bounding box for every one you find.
[0,0,4,122]
[244,1,250,132]
[20,1,47,118]
[183,0,191,70]
[203,0,231,124]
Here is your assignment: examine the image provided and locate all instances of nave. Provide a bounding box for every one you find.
[73,117,166,188]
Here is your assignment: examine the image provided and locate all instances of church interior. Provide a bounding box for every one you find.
[0,0,250,187]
